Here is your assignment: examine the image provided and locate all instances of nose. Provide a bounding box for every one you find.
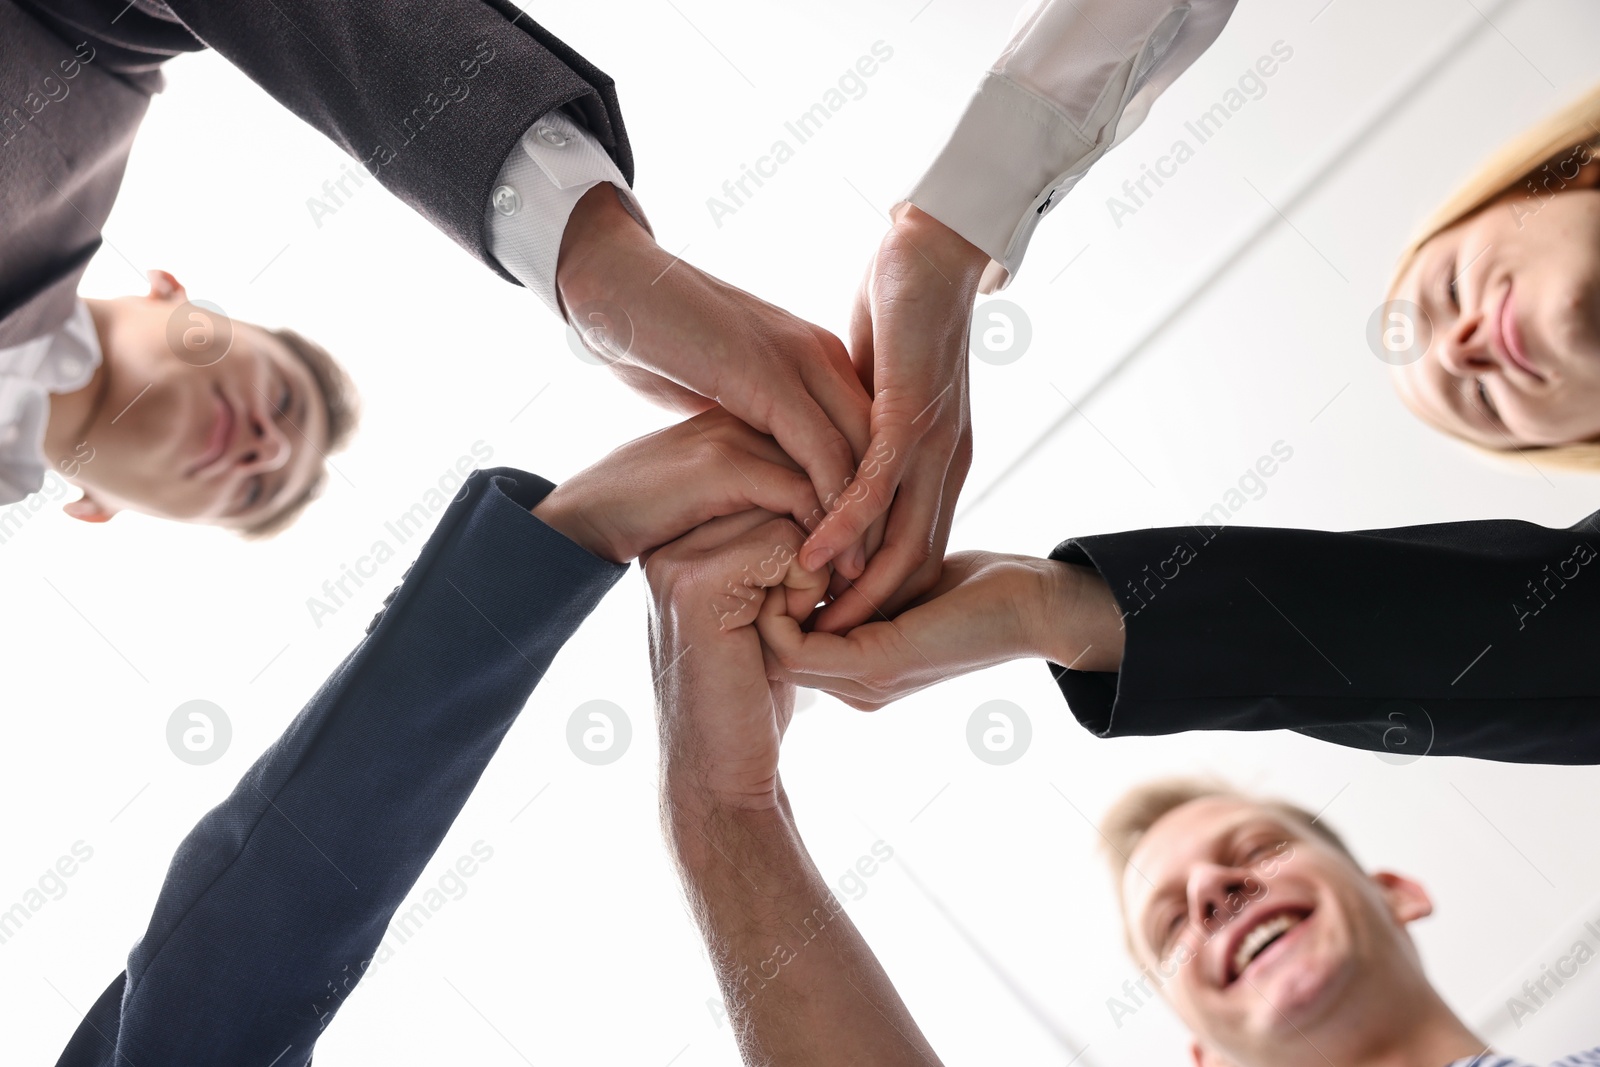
[1434,310,1501,379]
[235,397,292,475]
[1187,861,1261,943]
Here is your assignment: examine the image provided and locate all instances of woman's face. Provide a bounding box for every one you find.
[1389,164,1600,448]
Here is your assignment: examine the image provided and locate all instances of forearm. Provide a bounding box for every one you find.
[665,784,941,1067]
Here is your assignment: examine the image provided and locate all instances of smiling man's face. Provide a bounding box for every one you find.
[1121,796,1436,1067]
[68,276,331,530]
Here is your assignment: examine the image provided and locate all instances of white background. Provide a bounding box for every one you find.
[3,0,1599,1063]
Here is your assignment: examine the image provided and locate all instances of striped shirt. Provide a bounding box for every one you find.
[1448,1050,1600,1067]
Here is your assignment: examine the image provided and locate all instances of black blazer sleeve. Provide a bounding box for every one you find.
[56,466,627,1067]
[156,0,632,281]
[1045,510,1600,765]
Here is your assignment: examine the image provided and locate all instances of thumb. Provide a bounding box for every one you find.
[689,516,829,633]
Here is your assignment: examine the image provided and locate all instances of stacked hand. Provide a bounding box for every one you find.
[546,190,1129,803]
[644,509,828,812]
[557,188,988,615]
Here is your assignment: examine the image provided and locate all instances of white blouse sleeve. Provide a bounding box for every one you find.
[906,0,1239,292]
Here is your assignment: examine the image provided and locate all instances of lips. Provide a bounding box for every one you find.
[1495,287,1543,381]
[1224,907,1312,985]
[189,388,234,477]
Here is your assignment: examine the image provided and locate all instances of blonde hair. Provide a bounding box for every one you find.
[1390,82,1600,471]
[241,327,361,539]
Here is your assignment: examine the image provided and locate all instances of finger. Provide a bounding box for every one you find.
[755,603,870,681]
[780,553,831,625]
[798,358,876,580]
[848,260,877,394]
[692,516,822,633]
[684,407,807,473]
[765,390,861,538]
[799,427,909,572]
[691,454,822,544]
[804,329,874,460]
[810,449,946,633]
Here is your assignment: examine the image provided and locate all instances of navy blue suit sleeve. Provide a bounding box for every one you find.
[1045,511,1600,764]
[57,466,627,1067]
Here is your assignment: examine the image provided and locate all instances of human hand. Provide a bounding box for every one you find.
[759,551,1124,710]
[645,509,830,812]
[530,408,821,564]
[557,185,875,566]
[800,202,990,633]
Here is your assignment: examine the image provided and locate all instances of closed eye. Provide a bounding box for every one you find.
[239,475,265,514]
[1475,378,1499,422]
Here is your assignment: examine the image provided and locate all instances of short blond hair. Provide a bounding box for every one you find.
[1390,82,1600,471]
[241,327,361,539]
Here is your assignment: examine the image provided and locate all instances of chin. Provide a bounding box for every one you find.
[1253,957,1348,1033]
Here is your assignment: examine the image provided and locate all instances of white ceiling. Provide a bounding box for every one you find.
[3,0,1598,1063]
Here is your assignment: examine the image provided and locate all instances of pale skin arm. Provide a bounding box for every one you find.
[759,550,1125,710]
[646,513,943,1066]
[664,785,944,1067]
[528,407,824,565]
[556,185,882,578]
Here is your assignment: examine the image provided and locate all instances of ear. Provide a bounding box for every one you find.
[1372,871,1434,927]
[147,270,187,304]
[63,495,118,524]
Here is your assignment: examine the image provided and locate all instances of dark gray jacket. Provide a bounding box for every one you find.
[0,0,631,346]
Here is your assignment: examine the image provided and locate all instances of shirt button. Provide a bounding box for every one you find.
[536,125,569,148]
[492,184,521,217]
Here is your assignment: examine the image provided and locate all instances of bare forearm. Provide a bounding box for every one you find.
[665,785,941,1067]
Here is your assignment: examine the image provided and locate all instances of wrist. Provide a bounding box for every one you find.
[889,201,990,285]
[664,772,786,855]
[1032,559,1124,672]
[530,482,625,564]
[556,182,656,313]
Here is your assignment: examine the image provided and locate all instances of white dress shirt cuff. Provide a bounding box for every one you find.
[906,0,1229,293]
[905,71,1100,293]
[485,110,651,317]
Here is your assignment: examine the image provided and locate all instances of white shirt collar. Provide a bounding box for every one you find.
[0,300,104,505]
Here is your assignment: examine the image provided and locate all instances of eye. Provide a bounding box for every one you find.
[276,380,293,416]
[1476,378,1498,421]
[241,475,264,512]
[1155,908,1188,955]
[1445,258,1460,309]
[1237,837,1285,867]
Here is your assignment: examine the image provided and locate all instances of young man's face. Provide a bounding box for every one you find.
[69,274,330,529]
[1120,796,1435,1067]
